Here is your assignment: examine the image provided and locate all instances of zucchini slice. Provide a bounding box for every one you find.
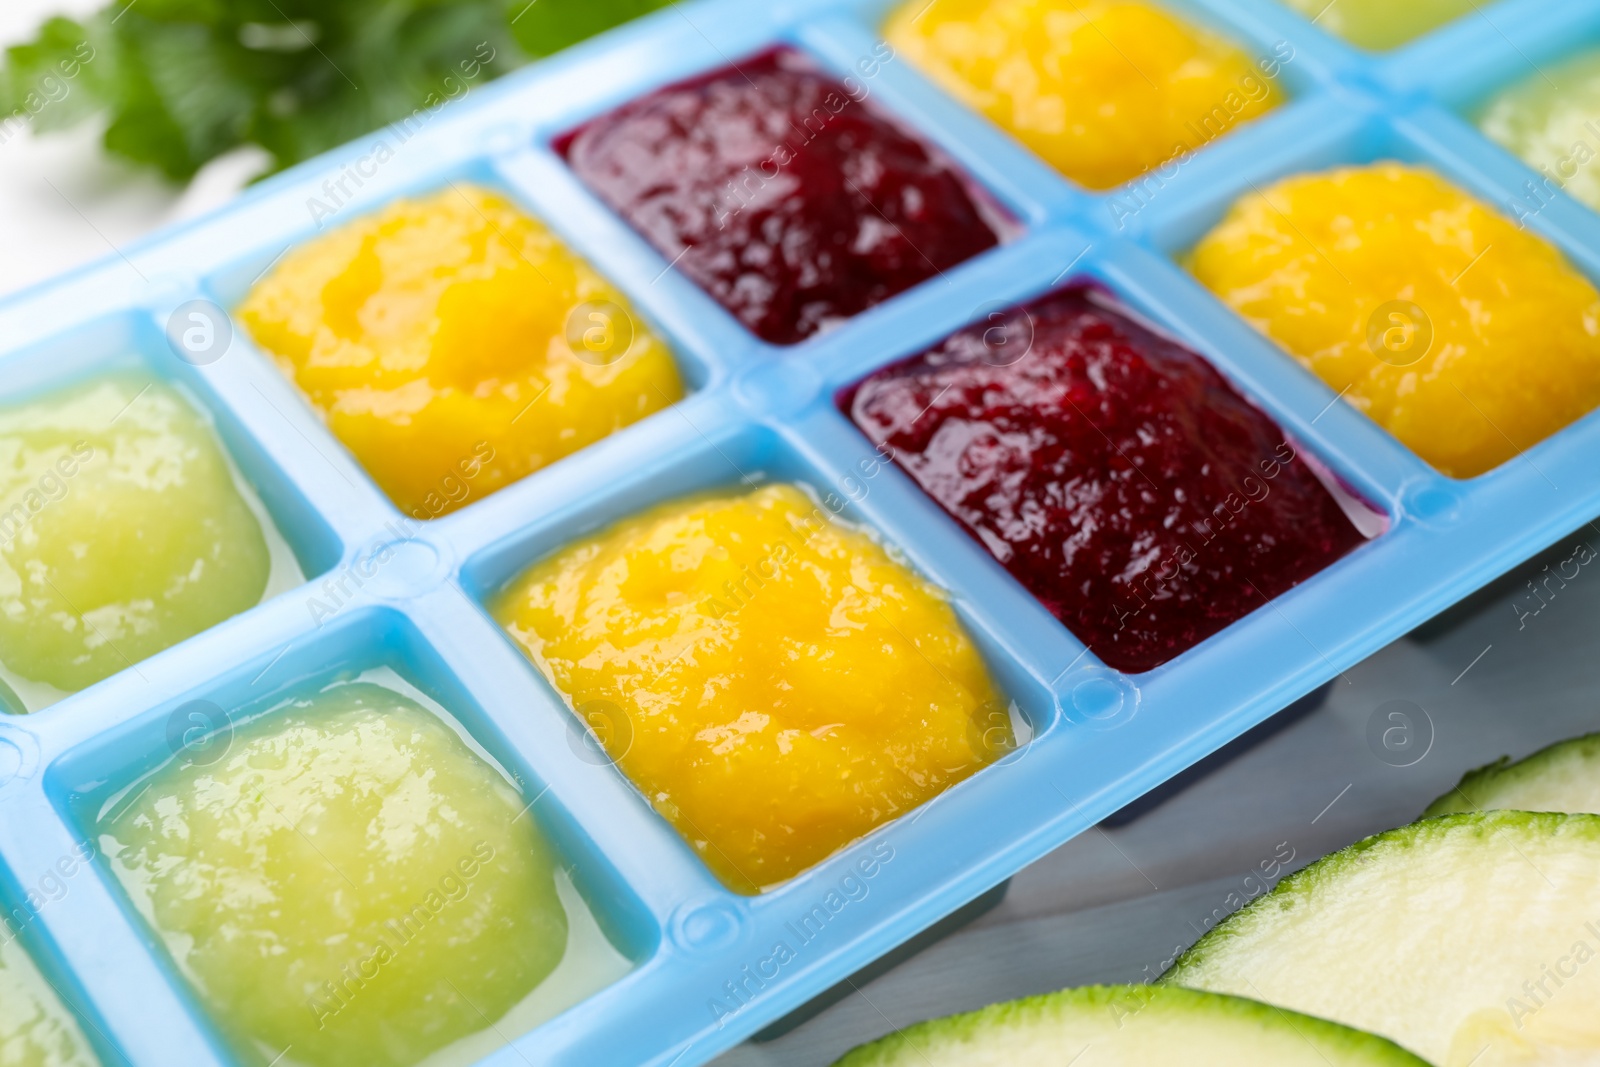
[832,983,1428,1066]
[1425,733,1600,817]
[1166,812,1600,1065]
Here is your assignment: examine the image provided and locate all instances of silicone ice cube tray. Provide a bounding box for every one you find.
[2,0,1598,1064]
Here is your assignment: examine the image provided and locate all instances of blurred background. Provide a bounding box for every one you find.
[0,0,671,296]
[9,4,1598,1066]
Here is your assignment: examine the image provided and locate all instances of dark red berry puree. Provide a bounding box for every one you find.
[842,286,1367,673]
[557,48,1002,345]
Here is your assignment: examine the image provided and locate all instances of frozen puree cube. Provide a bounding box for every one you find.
[0,373,269,694]
[239,186,683,519]
[492,484,1011,893]
[885,0,1283,190]
[1190,164,1600,478]
[100,683,569,1067]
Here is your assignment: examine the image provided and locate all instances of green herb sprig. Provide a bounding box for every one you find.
[0,0,673,181]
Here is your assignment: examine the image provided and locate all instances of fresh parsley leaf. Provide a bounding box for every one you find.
[508,0,676,57]
[0,0,673,180]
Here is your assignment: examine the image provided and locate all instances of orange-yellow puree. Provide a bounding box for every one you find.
[240,186,683,518]
[1191,164,1600,478]
[885,0,1283,190]
[491,483,1012,893]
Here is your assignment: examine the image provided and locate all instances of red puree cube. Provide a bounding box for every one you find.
[558,48,1003,345]
[842,286,1367,673]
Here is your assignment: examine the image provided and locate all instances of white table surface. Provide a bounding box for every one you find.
[4,7,1595,1067]
[0,0,265,300]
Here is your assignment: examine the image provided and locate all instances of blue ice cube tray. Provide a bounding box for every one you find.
[1,0,1597,1063]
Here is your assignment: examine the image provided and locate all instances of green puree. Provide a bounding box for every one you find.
[100,683,569,1067]
[1478,50,1600,217]
[0,936,95,1067]
[1280,0,1477,50]
[0,373,269,694]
